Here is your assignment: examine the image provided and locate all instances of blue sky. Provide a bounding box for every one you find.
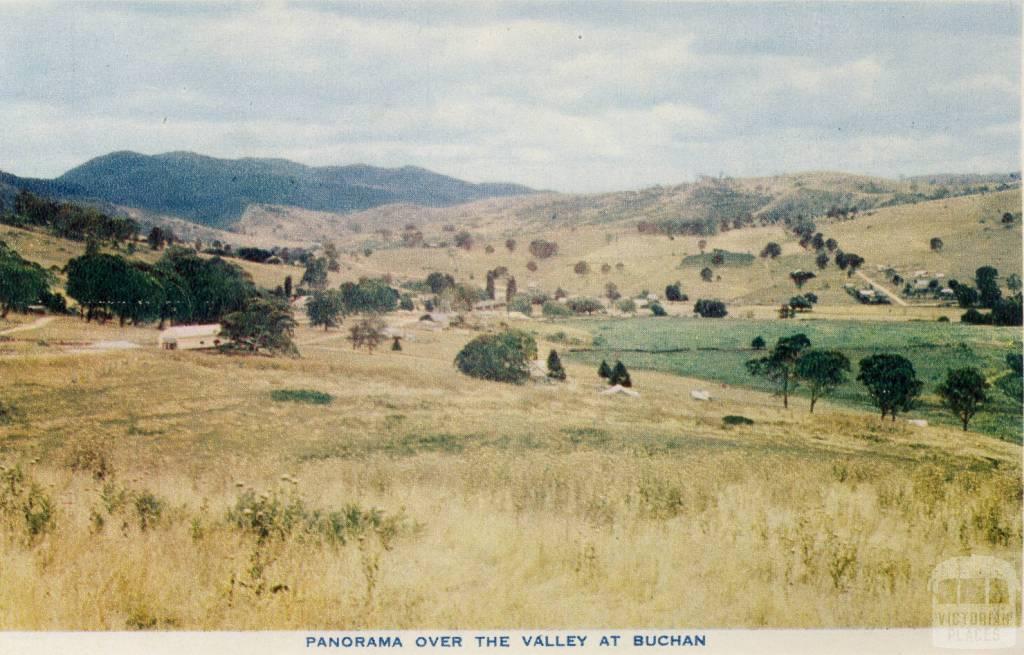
[0,1,1019,192]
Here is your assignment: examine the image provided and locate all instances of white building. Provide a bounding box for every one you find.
[159,324,223,351]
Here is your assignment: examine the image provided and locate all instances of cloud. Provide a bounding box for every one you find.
[0,2,1018,191]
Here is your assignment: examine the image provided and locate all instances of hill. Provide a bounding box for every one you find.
[3,151,537,228]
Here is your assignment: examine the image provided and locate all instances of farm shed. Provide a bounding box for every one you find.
[159,324,224,351]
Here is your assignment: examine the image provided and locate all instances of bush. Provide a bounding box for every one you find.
[546,350,566,381]
[454,330,538,384]
[399,294,415,311]
[528,240,559,259]
[508,294,533,315]
[722,415,754,427]
[540,298,573,317]
[650,302,667,316]
[271,389,333,405]
[616,298,636,314]
[574,261,590,275]
[961,308,991,325]
[694,299,728,318]
[566,297,604,315]
[751,336,766,350]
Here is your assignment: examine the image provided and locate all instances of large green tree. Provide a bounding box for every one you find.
[795,350,851,413]
[936,367,989,431]
[0,243,51,318]
[856,354,923,421]
[745,333,811,408]
[221,296,297,355]
[306,289,345,330]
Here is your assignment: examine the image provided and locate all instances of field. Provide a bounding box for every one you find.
[564,316,1023,442]
[0,315,1020,629]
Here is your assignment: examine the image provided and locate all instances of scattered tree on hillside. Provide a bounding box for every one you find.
[856,354,923,421]
[301,257,329,290]
[505,238,516,252]
[1002,212,1015,224]
[546,350,566,381]
[506,276,517,302]
[665,282,686,302]
[574,261,590,275]
[147,226,166,251]
[604,282,621,301]
[526,260,538,272]
[698,239,708,254]
[601,263,612,274]
[528,239,559,259]
[1007,274,1022,293]
[751,336,766,350]
[936,367,989,431]
[609,361,631,387]
[930,237,944,252]
[815,253,830,270]
[825,238,838,252]
[486,271,496,300]
[811,233,825,251]
[566,297,604,315]
[347,315,387,353]
[426,272,456,294]
[306,289,345,330]
[454,231,474,250]
[745,333,811,408]
[760,242,782,259]
[789,270,816,289]
[454,329,537,384]
[598,360,612,380]
[283,275,293,298]
[650,302,667,317]
[700,267,714,282]
[795,350,851,413]
[711,252,725,266]
[484,245,495,254]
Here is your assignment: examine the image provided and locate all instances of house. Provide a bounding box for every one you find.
[159,324,223,351]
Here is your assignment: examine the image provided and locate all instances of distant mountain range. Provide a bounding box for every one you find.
[0,151,537,227]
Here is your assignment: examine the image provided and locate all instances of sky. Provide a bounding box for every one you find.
[0,1,1020,192]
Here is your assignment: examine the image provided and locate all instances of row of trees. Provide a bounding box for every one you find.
[746,333,1002,429]
[305,278,401,330]
[7,190,138,244]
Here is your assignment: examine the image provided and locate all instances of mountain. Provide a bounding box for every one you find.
[21,151,535,227]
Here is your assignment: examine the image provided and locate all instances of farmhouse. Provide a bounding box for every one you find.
[159,324,224,351]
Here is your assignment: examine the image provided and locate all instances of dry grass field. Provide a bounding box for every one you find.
[0,315,1019,629]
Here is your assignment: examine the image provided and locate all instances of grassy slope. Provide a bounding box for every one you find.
[563,317,1022,442]
[0,316,1019,629]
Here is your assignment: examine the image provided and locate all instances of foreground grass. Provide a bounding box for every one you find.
[565,316,1022,442]
[0,318,1019,629]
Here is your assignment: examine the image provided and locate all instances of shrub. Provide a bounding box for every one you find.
[665,282,686,302]
[546,350,567,381]
[508,294,533,315]
[540,302,573,317]
[574,261,590,275]
[650,302,667,317]
[399,294,415,311]
[960,309,991,325]
[271,389,333,404]
[566,297,604,314]
[616,298,636,314]
[526,260,538,272]
[609,361,631,387]
[528,240,559,259]
[722,415,754,426]
[751,336,766,350]
[454,330,538,384]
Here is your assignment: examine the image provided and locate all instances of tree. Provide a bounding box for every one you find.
[454,231,473,250]
[1001,212,1015,224]
[546,350,566,381]
[526,261,538,272]
[856,354,923,421]
[825,238,838,252]
[506,276,517,302]
[811,233,825,251]
[936,367,989,431]
[1007,274,1021,293]
[751,336,766,350]
[505,239,516,252]
[842,253,864,275]
[426,272,456,294]
[306,289,345,330]
[745,333,811,408]
[604,282,621,301]
[147,226,165,251]
[975,266,1001,308]
[574,261,590,275]
[698,239,708,254]
[0,243,51,318]
[760,242,782,259]
[930,237,944,252]
[665,282,685,302]
[339,278,399,314]
[454,330,537,384]
[399,294,415,311]
[991,295,1023,326]
[815,253,830,270]
[650,302,667,316]
[528,240,559,259]
[700,267,714,282]
[566,297,604,314]
[347,315,387,353]
[789,270,816,289]
[283,275,293,298]
[485,271,496,299]
[953,284,979,308]
[154,248,256,324]
[694,299,727,318]
[598,360,612,379]
[301,257,329,290]
[795,350,851,412]
[609,361,631,387]
[222,296,297,356]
